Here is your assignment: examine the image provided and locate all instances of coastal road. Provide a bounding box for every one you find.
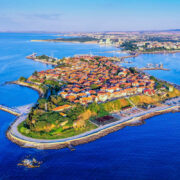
[7,98,180,146]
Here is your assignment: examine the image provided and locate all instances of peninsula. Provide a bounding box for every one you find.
[31,36,98,44]
[6,55,180,149]
[31,31,180,55]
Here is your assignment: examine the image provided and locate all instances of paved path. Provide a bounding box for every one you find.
[8,97,180,144]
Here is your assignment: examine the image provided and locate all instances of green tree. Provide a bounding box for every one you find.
[38,98,48,109]
[19,76,27,82]
[33,71,38,77]
[150,76,157,81]
[90,84,99,90]
[129,67,137,74]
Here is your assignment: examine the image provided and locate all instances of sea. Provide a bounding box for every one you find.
[0,33,180,180]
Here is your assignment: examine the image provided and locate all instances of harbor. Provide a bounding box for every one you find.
[138,63,170,71]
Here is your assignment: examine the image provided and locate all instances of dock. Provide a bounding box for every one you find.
[119,52,139,61]
[138,67,170,71]
[138,63,170,71]
[0,105,21,116]
[0,104,34,116]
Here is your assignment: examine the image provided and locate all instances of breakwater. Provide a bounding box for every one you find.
[140,50,180,54]
[0,105,20,116]
[138,67,170,71]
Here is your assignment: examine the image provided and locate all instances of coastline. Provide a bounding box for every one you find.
[30,40,180,63]
[31,39,98,45]
[30,58,57,66]
[140,50,180,54]
[26,56,57,66]
[107,50,180,61]
[5,49,180,150]
[6,105,179,150]
[11,81,45,97]
[5,51,180,150]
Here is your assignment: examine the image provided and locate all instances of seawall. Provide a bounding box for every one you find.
[12,81,45,97]
[0,106,20,116]
[6,106,179,150]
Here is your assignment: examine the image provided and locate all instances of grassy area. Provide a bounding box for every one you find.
[18,120,97,140]
[167,88,180,98]
[17,97,131,140]
[17,89,180,140]
[129,88,180,106]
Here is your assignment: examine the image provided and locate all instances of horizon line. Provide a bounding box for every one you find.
[0,29,180,34]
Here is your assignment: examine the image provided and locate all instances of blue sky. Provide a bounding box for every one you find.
[0,0,180,32]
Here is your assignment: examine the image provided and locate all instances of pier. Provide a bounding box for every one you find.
[119,52,139,61]
[138,67,170,71]
[0,104,34,116]
[138,63,170,71]
[0,105,21,116]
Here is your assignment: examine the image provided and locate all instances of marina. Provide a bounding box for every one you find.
[138,63,170,71]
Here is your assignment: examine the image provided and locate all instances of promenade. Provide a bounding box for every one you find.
[6,97,180,149]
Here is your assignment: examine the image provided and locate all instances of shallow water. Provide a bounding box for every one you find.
[0,33,180,180]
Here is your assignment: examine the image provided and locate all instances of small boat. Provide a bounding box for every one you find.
[18,158,42,168]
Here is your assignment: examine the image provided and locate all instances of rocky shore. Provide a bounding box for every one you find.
[6,106,179,150]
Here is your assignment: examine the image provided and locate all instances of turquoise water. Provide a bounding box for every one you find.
[0,33,180,180]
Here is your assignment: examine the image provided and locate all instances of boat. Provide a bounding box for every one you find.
[17,158,42,168]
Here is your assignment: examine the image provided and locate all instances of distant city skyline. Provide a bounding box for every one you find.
[0,0,180,32]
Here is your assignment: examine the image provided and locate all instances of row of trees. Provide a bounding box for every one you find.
[120,41,138,51]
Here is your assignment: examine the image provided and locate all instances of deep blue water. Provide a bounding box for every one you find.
[0,33,180,180]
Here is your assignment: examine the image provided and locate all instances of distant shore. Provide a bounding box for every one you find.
[140,50,180,54]
[31,39,98,44]
[106,50,180,63]
[30,40,180,60]
[108,50,180,56]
